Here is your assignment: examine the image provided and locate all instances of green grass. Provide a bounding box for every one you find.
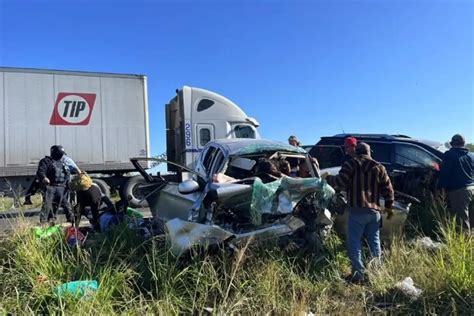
[0,192,120,212]
[0,202,472,314]
[0,194,43,211]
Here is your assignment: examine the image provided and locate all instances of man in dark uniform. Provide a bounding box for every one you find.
[25,151,80,205]
[36,145,74,225]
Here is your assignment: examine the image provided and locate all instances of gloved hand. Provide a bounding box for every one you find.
[384,207,394,220]
[284,241,300,253]
[320,172,330,179]
[42,177,50,185]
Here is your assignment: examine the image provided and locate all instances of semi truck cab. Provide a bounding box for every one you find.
[166,86,260,171]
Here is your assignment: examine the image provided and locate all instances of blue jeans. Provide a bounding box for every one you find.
[347,207,382,278]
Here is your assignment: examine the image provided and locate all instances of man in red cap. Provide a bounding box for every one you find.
[325,142,394,283]
[343,137,357,162]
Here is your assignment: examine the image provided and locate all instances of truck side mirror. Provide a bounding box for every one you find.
[178,179,200,194]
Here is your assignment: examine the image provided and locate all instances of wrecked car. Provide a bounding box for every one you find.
[132,139,335,256]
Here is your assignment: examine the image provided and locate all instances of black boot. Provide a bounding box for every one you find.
[24,196,33,205]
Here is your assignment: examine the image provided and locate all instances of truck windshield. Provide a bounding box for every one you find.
[234,125,256,138]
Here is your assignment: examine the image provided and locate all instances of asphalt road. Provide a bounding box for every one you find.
[0,207,152,236]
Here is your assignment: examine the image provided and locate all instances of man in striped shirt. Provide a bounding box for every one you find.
[325,142,394,282]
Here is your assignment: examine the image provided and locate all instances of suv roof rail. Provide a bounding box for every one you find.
[391,134,412,138]
[331,133,395,139]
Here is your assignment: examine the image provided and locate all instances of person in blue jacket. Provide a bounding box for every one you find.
[438,134,474,233]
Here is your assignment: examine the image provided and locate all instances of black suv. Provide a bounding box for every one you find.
[308,134,445,197]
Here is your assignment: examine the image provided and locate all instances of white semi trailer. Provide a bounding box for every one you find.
[0,67,259,206]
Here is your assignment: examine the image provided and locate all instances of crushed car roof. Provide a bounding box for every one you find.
[211,139,307,155]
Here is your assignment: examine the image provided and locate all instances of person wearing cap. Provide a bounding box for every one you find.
[325,142,394,283]
[288,135,300,147]
[343,137,357,161]
[438,134,474,232]
[36,145,77,225]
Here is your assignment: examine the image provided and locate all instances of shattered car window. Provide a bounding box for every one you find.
[210,151,225,176]
[202,147,217,171]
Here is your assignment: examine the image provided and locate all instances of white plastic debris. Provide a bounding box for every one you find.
[416,236,444,251]
[395,277,422,300]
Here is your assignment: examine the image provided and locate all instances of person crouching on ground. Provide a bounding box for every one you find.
[324,142,394,283]
[72,173,114,231]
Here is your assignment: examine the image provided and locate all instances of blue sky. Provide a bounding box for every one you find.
[1,0,473,155]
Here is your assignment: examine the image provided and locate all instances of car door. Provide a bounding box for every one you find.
[392,142,441,194]
[151,145,221,221]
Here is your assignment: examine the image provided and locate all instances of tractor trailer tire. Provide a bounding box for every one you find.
[91,178,111,198]
[122,175,149,208]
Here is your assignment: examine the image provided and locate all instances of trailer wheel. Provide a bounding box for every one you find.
[122,175,149,208]
[92,178,111,197]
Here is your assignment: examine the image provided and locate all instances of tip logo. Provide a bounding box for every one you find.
[50,93,96,125]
